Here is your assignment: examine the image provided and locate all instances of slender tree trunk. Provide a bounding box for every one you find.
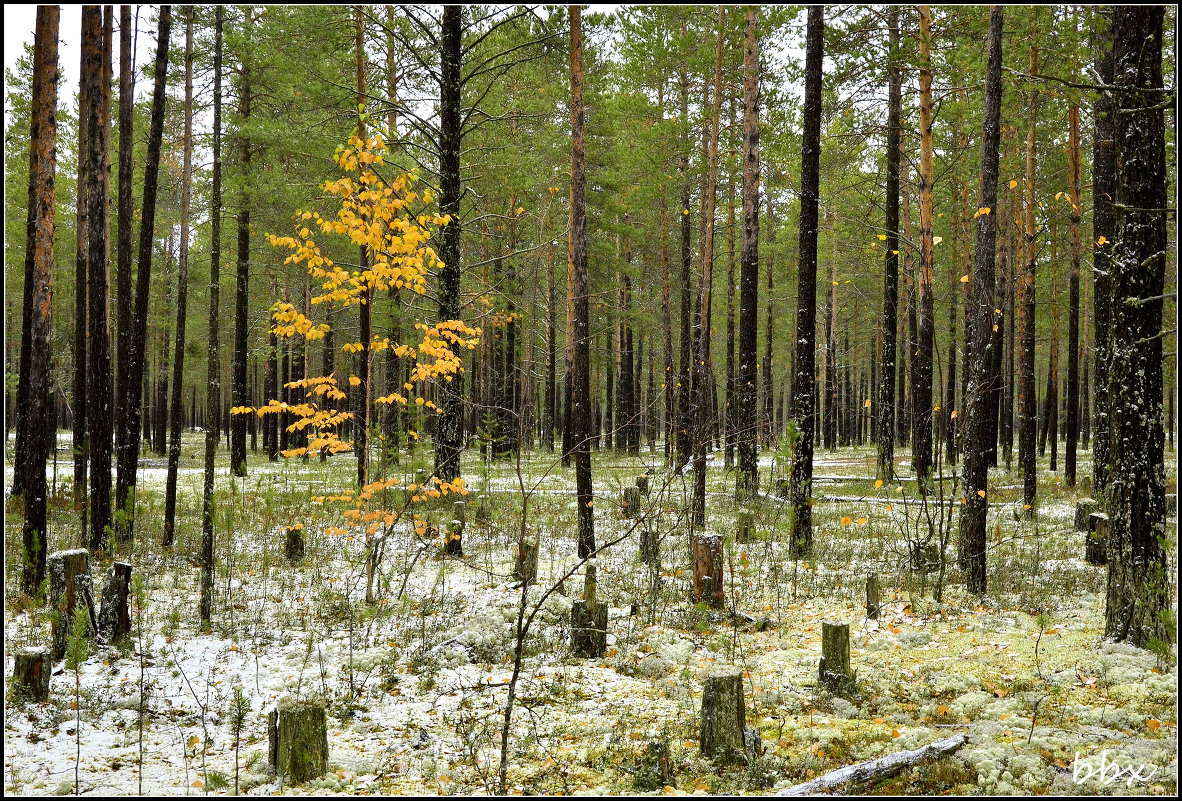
[86,7,115,553]
[876,7,901,482]
[200,7,223,632]
[763,196,775,448]
[71,11,91,539]
[20,5,58,596]
[1064,101,1082,485]
[1018,9,1039,514]
[912,5,936,491]
[736,6,761,499]
[434,6,464,483]
[1104,5,1169,648]
[689,8,726,532]
[114,5,171,545]
[230,10,252,478]
[113,5,134,480]
[569,6,594,558]
[788,6,823,558]
[676,28,693,469]
[354,5,372,487]
[1091,8,1115,496]
[164,9,194,548]
[958,5,1004,596]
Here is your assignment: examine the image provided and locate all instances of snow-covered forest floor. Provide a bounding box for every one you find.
[4,432,1178,796]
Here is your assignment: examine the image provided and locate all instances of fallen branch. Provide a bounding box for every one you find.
[775,731,969,796]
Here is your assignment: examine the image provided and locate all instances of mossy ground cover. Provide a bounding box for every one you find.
[4,432,1177,795]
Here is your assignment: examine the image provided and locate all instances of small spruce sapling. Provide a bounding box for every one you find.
[228,685,251,795]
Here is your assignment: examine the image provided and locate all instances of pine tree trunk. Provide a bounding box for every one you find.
[1091,8,1115,496]
[1103,6,1169,648]
[788,6,823,559]
[19,5,59,596]
[71,8,92,541]
[85,7,115,553]
[736,6,761,499]
[115,6,171,545]
[958,6,1004,596]
[113,5,134,485]
[231,11,252,479]
[200,7,224,632]
[569,7,594,558]
[912,5,936,491]
[1065,101,1082,486]
[877,7,901,481]
[1018,8,1040,515]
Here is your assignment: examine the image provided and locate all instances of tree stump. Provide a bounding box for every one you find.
[621,487,642,519]
[1074,498,1099,530]
[283,527,304,563]
[819,621,855,695]
[737,511,754,544]
[1085,512,1109,566]
[636,474,650,495]
[865,574,880,620]
[97,561,132,644]
[570,600,607,657]
[692,534,725,608]
[12,647,50,702]
[700,666,746,762]
[639,524,660,566]
[512,539,538,585]
[48,549,95,661]
[268,697,329,784]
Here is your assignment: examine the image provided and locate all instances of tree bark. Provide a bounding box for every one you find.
[85,6,114,553]
[1018,8,1040,515]
[1091,8,1115,496]
[958,6,1004,596]
[569,6,594,558]
[736,6,761,499]
[200,7,224,632]
[115,5,172,545]
[911,5,936,491]
[19,5,59,596]
[876,7,902,482]
[788,6,823,559]
[1103,6,1169,649]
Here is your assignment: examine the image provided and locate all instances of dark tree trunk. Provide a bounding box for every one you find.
[1018,10,1039,515]
[231,10,252,478]
[1103,5,1169,648]
[1091,8,1115,496]
[676,31,693,469]
[69,5,93,538]
[689,9,725,533]
[115,5,171,545]
[164,10,194,548]
[736,6,761,499]
[85,7,114,553]
[876,7,901,482]
[958,6,1004,596]
[1065,101,1082,486]
[912,5,935,491]
[19,6,58,596]
[113,5,134,482]
[569,6,594,558]
[788,6,823,559]
[434,6,464,483]
[200,7,224,631]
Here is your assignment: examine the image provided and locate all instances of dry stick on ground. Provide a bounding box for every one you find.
[775,731,969,796]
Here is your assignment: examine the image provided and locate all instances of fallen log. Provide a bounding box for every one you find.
[774,731,968,796]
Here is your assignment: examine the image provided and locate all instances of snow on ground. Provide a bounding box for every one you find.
[3,433,1178,795]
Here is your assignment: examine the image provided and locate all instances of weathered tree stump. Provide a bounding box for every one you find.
[737,511,755,544]
[268,697,329,784]
[819,621,855,695]
[97,561,132,644]
[636,474,650,495]
[48,549,95,661]
[570,600,607,657]
[692,534,725,608]
[12,647,50,702]
[621,487,642,519]
[512,539,538,585]
[639,524,660,566]
[700,666,746,762]
[283,527,304,563]
[1074,498,1099,531]
[1085,512,1109,566]
[865,574,880,620]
